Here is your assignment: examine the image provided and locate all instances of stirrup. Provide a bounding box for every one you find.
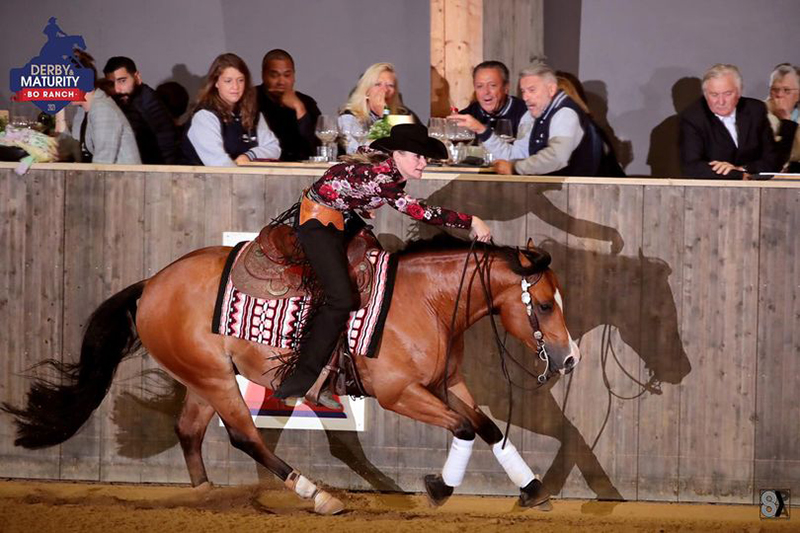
[305,389,343,410]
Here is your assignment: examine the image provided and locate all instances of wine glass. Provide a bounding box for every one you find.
[494,119,514,143]
[427,117,445,142]
[315,115,339,161]
[342,119,368,149]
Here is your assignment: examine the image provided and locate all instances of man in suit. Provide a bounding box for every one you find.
[679,64,779,179]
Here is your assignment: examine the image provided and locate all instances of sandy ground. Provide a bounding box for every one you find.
[0,479,796,532]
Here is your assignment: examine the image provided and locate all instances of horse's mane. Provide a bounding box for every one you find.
[398,233,551,276]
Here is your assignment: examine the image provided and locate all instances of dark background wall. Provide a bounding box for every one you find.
[0,0,431,120]
[545,0,800,176]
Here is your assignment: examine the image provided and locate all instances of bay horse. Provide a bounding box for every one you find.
[3,237,580,515]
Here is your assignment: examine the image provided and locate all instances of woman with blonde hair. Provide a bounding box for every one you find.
[182,53,280,166]
[338,62,416,154]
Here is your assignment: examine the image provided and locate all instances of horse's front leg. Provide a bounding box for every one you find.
[446,380,552,510]
[378,382,477,506]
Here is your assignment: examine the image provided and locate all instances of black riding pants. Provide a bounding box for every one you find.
[273,218,358,398]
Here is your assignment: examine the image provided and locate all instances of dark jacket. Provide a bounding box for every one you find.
[460,95,527,136]
[256,84,320,161]
[116,83,179,164]
[679,97,779,179]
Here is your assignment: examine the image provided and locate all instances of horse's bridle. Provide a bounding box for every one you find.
[520,274,551,384]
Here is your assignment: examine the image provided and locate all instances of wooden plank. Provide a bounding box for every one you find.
[0,169,64,479]
[519,181,572,499]
[754,187,800,501]
[139,171,209,484]
[561,183,643,501]
[637,185,688,501]
[58,170,106,481]
[443,0,483,110]
[678,187,759,503]
[430,0,450,118]
[100,171,146,482]
[483,0,516,76]
[511,0,544,89]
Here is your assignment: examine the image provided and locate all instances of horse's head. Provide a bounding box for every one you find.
[494,241,581,381]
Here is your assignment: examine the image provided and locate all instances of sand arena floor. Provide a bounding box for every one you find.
[0,479,796,532]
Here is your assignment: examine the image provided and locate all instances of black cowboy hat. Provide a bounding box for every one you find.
[370,123,448,160]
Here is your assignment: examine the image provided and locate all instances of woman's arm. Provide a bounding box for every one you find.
[244,113,281,161]
[187,110,236,167]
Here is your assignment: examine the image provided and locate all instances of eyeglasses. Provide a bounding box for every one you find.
[770,86,800,96]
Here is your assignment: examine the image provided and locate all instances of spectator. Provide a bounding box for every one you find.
[765,63,800,172]
[679,64,779,179]
[55,50,140,164]
[182,53,280,166]
[103,56,179,164]
[556,73,625,177]
[338,62,417,154]
[453,61,602,176]
[457,60,527,136]
[256,49,321,161]
[155,81,190,126]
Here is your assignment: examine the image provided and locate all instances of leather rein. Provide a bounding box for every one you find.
[442,240,553,445]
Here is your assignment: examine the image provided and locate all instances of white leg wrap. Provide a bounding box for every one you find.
[441,436,474,487]
[493,440,536,488]
[294,475,317,499]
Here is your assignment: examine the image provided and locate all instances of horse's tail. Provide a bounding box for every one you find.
[1,280,146,449]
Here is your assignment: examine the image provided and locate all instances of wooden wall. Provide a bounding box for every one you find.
[1,165,799,505]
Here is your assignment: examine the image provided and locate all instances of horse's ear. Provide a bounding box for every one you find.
[517,248,533,269]
[526,237,536,250]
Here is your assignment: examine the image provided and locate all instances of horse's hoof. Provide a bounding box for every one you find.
[519,479,551,510]
[193,481,213,494]
[424,474,453,507]
[314,490,344,515]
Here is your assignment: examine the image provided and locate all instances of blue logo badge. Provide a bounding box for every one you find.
[9,17,95,115]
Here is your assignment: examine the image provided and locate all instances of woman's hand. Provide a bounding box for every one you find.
[470,216,492,242]
[366,85,387,116]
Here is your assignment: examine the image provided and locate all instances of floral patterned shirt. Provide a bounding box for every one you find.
[309,149,473,229]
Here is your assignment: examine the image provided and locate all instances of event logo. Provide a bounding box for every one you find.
[760,489,790,520]
[9,17,94,115]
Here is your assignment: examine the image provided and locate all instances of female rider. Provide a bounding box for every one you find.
[273,123,492,406]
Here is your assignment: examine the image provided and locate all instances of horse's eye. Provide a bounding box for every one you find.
[538,302,553,313]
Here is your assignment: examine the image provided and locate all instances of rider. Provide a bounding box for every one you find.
[43,17,67,41]
[273,123,492,405]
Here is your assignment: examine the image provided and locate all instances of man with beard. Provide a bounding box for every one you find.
[256,49,321,161]
[103,56,179,164]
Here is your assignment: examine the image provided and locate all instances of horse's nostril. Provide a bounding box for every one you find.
[564,356,576,370]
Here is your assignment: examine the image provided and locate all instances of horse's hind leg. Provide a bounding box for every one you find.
[445,380,551,510]
[175,390,216,489]
[199,379,344,515]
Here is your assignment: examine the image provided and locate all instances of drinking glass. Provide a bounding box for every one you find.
[427,117,445,141]
[315,115,339,162]
[495,119,514,143]
[341,119,368,149]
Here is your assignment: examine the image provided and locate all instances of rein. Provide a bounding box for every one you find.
[443,241,553,446]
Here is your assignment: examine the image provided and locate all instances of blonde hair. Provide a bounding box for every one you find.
[557,75,590,114]
[340,62,407,122]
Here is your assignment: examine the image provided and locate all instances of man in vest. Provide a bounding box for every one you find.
[453,61,601,176]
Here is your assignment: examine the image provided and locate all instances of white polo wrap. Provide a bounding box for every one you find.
[493,440,536,488]
[441,436,474,487]
[294,475,317,499]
